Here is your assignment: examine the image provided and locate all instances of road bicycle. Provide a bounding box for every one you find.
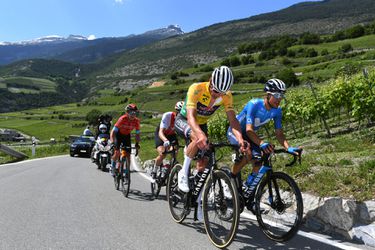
[167,142,240,249]
[114,146,138,197]
[233,148,304,242]
[150,141,180,198]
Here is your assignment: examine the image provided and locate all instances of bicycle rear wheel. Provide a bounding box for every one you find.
[150,170,162,199]
[155,180,162,198]
[203,169,239,249]
[255,171,303,242]
[150,171,156,198]
[167,164,187,223]
[121,160,131,197]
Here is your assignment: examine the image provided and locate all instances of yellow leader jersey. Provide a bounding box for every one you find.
[180,82,233,124]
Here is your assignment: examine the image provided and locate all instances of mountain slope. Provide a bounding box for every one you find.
[93,0,375,83]
[0,25,183,65]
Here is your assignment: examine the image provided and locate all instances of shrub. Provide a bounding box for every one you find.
[276,68,300,87]
[321,49,329,56]
[86,109,102,125]
[339,43,353,53]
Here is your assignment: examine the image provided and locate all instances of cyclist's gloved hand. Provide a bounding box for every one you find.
[260,142,270,150]
[241,141,249,150]
[260,142,274,154]
[287,147,300,155]
[163,140,170,148]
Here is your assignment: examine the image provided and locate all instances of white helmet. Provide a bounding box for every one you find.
[211,66,234,94]
[264,78,286,93]
[99,124,107,133]
[175,101,184,112]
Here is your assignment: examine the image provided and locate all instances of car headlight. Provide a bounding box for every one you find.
[71,144,77,148]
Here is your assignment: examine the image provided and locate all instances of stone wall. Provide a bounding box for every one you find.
[303,194,375,247]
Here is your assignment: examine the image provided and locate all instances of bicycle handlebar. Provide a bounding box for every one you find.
[162,143,184,155]
[272,148,303,167]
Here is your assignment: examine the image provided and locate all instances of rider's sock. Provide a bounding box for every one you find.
[182,155,192,176]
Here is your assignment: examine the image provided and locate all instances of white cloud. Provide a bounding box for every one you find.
[87,35,96,40]
[114,0,124,4]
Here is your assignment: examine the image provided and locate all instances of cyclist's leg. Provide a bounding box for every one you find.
[249,140,262,173]
[227,128,252,176]
[123,134,132,173]
[193,124,209,222]
[174,114,197,192]
[154,127,166,171]
[111,133,122,176]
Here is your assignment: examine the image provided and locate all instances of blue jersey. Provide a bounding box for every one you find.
[237,98,282,132]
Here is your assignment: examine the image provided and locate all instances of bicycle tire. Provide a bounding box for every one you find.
[114,168,120,191]
[155,181,162,198]
[203,169,240,249]
[166,164,187,223]
[150,181,156,197]
[101,160,106,172]
[255,171,303,242]
[122,159,131,197]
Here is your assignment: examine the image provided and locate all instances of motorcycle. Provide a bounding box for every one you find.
[91,134,112,171]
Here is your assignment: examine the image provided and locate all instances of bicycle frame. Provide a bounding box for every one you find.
[186,143,234,214]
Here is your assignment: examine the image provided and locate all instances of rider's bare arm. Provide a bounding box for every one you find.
[227,110,246,151]
[246,124,262,146]
[158,127,168,143]
[187,108,207,149]
[275,128,290,149]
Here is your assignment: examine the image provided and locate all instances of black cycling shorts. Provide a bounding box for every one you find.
[113,133,132,153]
[154,126,178,148]
[174,113,207,144]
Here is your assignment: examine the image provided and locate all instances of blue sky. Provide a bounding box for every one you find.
[0,0,318,42]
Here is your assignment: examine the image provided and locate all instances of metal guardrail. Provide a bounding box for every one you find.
[0,144,28,159]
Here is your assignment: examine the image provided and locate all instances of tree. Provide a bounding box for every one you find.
[346,25,365,39]
[258,50,276,61]
[339,43,353,53]
[86,109,102,126]
[321,49,329,56]
[276,68,300,87]
[299,32,320,44]
[229,56,241,67]
[305,48,318,57]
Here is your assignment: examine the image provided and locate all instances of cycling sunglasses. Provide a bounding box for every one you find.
[128,110,138,116]
[210,84,225,95]
[271,92,285,99]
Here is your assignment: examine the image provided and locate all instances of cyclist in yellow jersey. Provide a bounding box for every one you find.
[179,81,234,125]
[175,66,249,221]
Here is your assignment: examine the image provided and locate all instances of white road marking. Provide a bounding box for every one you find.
[240,212,363,250]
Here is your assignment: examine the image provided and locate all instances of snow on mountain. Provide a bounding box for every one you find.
[1,35,90,46]
[0,25,183,46]
[142,25,184,36]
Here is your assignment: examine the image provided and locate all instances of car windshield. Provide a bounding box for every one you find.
[75,137,92,143]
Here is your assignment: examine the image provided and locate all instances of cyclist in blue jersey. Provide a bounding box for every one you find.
[227,78,301,179]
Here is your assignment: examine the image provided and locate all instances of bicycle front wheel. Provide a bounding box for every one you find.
[121,161,131,197]
[255,171,303,242]
[203,169,239,249]
[166,164,187,223]
[114,169,120,191]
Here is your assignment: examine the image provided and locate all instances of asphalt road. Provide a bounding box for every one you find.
[0,155,370,250]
